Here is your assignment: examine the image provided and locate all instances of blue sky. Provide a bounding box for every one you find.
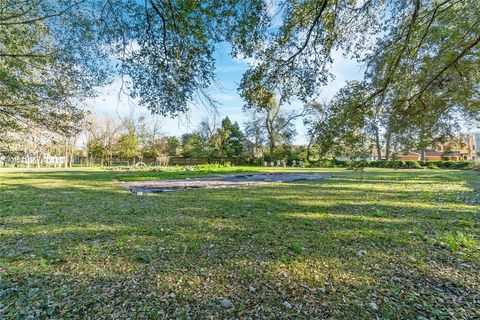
[85,43,365,145]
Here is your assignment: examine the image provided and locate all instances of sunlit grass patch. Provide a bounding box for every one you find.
[440,231,478,252]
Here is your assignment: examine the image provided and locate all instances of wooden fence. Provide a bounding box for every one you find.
[74,156,255,167]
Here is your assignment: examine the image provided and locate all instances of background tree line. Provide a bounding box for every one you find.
[0,109,311,166]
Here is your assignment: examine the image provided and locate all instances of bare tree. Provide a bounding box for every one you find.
[246,93,308,155]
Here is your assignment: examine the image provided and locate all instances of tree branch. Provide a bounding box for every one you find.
[0,0,87,26]
[284,0,329,65]
[411,33,480,102]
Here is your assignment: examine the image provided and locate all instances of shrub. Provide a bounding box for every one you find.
[306,159,475,170]
[404,161,422,169]
[348,160,367,171]
[434,160,455,168]
[309,159,348,168]
[195,163,231,171]
[309,159,331,167]
[331,159,348,167]
[368,160,379,167]
[391,160,405,169]
[377,160,391,168]
[451,161,474,170]
[427,163,439,169]
[366,160,381,167]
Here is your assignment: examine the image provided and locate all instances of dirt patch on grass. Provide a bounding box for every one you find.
[119,173,328,194]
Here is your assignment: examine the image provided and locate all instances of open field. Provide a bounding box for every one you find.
[1,167,479,319]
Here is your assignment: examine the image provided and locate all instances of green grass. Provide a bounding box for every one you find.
[1,167,479,319]
[113,164,323,182]
[442,231,478,252]
[113,165,258,182]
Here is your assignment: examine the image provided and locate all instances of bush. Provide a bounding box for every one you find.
[391,160,405,169]
[371,160,392,168]
[431,160,455,168]
[304,159,476,170]
[310,159,334,167]
[451,161,475,169]
[345,160,368,171]
[423,160,474,169]
[194,163,231,171]
[309,159,348,168]
[404,161,422,169]
[331,159,348,167]
[427,163,439,169]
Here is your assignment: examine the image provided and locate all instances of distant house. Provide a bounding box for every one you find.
[396,150,466,161]
[397,134,478,162]
[336,154,373,161]
[425,150,443,161]
[433,134,476,161]
[7,152,67,167]
[397,152,421,161]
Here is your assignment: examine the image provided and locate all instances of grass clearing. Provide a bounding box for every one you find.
[112,165,315,182]
[1,167,479,318]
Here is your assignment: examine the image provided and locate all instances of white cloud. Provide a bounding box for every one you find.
[211,93,237,102]
[320,50,365,101]
[216,65,246,73]
[233,54,260,67]
[84,78,135,117]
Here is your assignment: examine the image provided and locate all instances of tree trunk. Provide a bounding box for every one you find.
[420,149,426,161]
[306,140,312,162]
[306,133,316,162]
[418,126,428,161]
[64,141,68,168]
[269,138,275,156]
[268,128,275,156]
[69,141,74,167]
[385,129,392,161]
[374,125,382,160]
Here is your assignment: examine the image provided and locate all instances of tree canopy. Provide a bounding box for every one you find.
[1,0,479,140]
[1,0,269,130]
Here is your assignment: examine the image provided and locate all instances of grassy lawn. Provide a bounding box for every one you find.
[113,165,263,182]
[1,167,479,318]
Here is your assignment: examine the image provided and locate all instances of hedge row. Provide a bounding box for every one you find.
[309,159,477,170]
